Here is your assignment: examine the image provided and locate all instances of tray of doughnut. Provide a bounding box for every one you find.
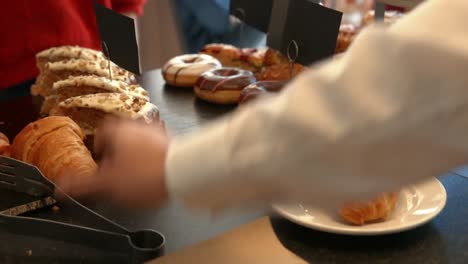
[162,43,305,105]
[161,10,405,106]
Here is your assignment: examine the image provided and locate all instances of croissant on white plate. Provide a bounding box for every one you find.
[339,192,400,225]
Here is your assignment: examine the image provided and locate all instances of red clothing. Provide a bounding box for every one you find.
[0,0,146,89]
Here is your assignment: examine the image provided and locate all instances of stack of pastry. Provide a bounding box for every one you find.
[41,75,149,114]
[11,116,97,182]
[30,45,160,150]
[35,46,105,72]
[50,93,159,138]
[32,59,136,97]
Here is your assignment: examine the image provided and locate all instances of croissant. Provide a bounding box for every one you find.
[11,116,97,181]
[0,132,11,157]
[339,192,400,225]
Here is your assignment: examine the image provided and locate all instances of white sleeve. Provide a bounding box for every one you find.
[165,0,468,210]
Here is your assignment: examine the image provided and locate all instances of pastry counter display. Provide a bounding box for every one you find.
[0,27,467,262]
[162,43,305,105]
[0,65,467,263]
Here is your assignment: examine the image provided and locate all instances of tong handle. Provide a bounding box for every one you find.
[0,214,163,263]
[56,189,165,251]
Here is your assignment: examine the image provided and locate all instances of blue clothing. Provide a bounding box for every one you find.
[174,0,265,52]
[175,0,231,53]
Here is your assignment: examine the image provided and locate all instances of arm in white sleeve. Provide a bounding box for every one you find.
[165,0,468,210]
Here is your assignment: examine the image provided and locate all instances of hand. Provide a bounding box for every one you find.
[57,118,170,209]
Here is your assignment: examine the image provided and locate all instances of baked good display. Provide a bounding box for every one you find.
[0,132,11,157]
[339,192,400,225]
[36,46,105,72]
[194,68,257,104]
[256,63,304,81]
[41,75,149,115]
[50,93,159,137]
[11,116,97,181]
[239,80,287,105]
[31,59,137,97]
[162,54,222,87]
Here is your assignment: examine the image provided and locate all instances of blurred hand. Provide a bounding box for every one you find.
[57,118,170,209]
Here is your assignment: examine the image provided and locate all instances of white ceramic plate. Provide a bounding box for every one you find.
[272,177,446,235]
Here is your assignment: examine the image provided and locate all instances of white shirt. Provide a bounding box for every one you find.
[165,0,468,210]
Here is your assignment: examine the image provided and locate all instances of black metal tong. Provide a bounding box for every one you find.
[0,156,165,263]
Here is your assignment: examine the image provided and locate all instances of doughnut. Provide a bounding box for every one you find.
[239,80,287,105]
[200,44,269,72]
[200,44,242,66]
[256,63,304,81]
[194,68,256,104]
[162,54,221,87]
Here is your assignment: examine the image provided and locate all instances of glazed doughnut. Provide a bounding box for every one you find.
[162,54,221,87]
[239,80,287,105]
[256,63,304,81]
[240,48,267,69]
[200,44,242,66]
[200,44,268,72]
[194,68,256,104]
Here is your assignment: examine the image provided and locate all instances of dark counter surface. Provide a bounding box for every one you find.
[0,69,467,263]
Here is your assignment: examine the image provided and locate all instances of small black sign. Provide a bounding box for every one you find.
[94,2,140,75]
[230,0,274,33]
[267,0,342,65]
